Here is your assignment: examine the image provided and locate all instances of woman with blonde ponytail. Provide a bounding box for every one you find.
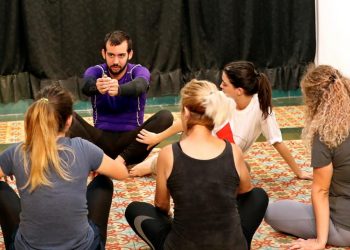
[132,61,311,180]
[265,65,350,249]
[0,84,128,249]
[125,79,268,249]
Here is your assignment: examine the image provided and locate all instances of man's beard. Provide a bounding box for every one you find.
[108,60,128,77]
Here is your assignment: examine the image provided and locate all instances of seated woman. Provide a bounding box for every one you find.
[125,79,268,249]
[265,65,350,249]
[0,84,129,249]
[131,61,311,180]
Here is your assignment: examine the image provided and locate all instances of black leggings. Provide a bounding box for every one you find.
[0,175,113,249]
[125,187,268,250]
[68,110,174,166]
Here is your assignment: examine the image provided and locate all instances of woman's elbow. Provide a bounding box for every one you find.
[312,186,330,199]
[154,201,169,213]
[114,167,129,180]
[237,184,253,194]
[315,188,329,197]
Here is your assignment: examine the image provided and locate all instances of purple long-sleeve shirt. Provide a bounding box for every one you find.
[83,63,151,132]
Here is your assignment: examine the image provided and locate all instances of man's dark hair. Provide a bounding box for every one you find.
[103,30,132,52]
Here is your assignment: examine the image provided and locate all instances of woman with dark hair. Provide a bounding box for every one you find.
[125,79,268,249]
[132,61,311,180]
[0,84,128,249]
[219,61,311,179]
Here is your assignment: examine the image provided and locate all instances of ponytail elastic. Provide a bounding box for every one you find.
[204,90,234,127]
[38,98,49,103]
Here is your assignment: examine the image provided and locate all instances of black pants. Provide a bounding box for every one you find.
[0,175,113,250]
[125,187,269,250]
[68,110,174,166]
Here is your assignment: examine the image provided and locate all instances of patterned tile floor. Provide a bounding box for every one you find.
[0,106,304,145]
[0,105,349,250]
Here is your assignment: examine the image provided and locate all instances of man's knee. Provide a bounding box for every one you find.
[144,110,173,133]
[155,110,174,127]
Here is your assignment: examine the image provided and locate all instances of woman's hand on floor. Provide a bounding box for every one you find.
[289,238,325,250]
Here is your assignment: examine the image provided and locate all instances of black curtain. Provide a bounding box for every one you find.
[0,0,315,103]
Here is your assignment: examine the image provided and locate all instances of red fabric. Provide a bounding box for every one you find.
[216,122,235,143]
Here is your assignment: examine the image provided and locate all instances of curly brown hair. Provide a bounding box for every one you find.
[301,64,350,148]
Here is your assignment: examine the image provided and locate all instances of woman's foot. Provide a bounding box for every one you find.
[129,155,157,177]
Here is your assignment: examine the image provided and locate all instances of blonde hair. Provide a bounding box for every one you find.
[22,84,74,192]
[180,79,233,131]
[301,64,350,148]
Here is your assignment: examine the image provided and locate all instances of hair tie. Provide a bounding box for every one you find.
[39,98,49,103]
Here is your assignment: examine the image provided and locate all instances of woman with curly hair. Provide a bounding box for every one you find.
[265,65,350,249]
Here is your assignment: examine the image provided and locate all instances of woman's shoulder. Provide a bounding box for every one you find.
[229,142,243,158]
[0,143,23,170]
[158,144,175,164]
[236,94,260,115]
[251,94,262,110]
[1,142,23,157]
[159,143,173,155]
[61,137,102,152]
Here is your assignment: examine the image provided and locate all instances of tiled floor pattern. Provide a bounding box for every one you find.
[0,105,349,249]
[0,106,304,144]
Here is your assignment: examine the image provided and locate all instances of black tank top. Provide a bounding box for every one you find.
[164,140,247,250]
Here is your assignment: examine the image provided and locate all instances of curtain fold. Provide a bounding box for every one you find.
[0,0,315,103]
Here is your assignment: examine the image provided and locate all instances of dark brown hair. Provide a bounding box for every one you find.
[223,61,272,119]
[103,30,132,52]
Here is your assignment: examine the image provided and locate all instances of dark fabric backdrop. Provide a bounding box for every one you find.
[0,0,315,103]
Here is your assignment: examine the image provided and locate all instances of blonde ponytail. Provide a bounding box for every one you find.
[204,89,234,127]
[181,79,233,131]
[22,85,73,192]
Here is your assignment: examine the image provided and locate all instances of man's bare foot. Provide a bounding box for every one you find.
[129,155,157,177]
